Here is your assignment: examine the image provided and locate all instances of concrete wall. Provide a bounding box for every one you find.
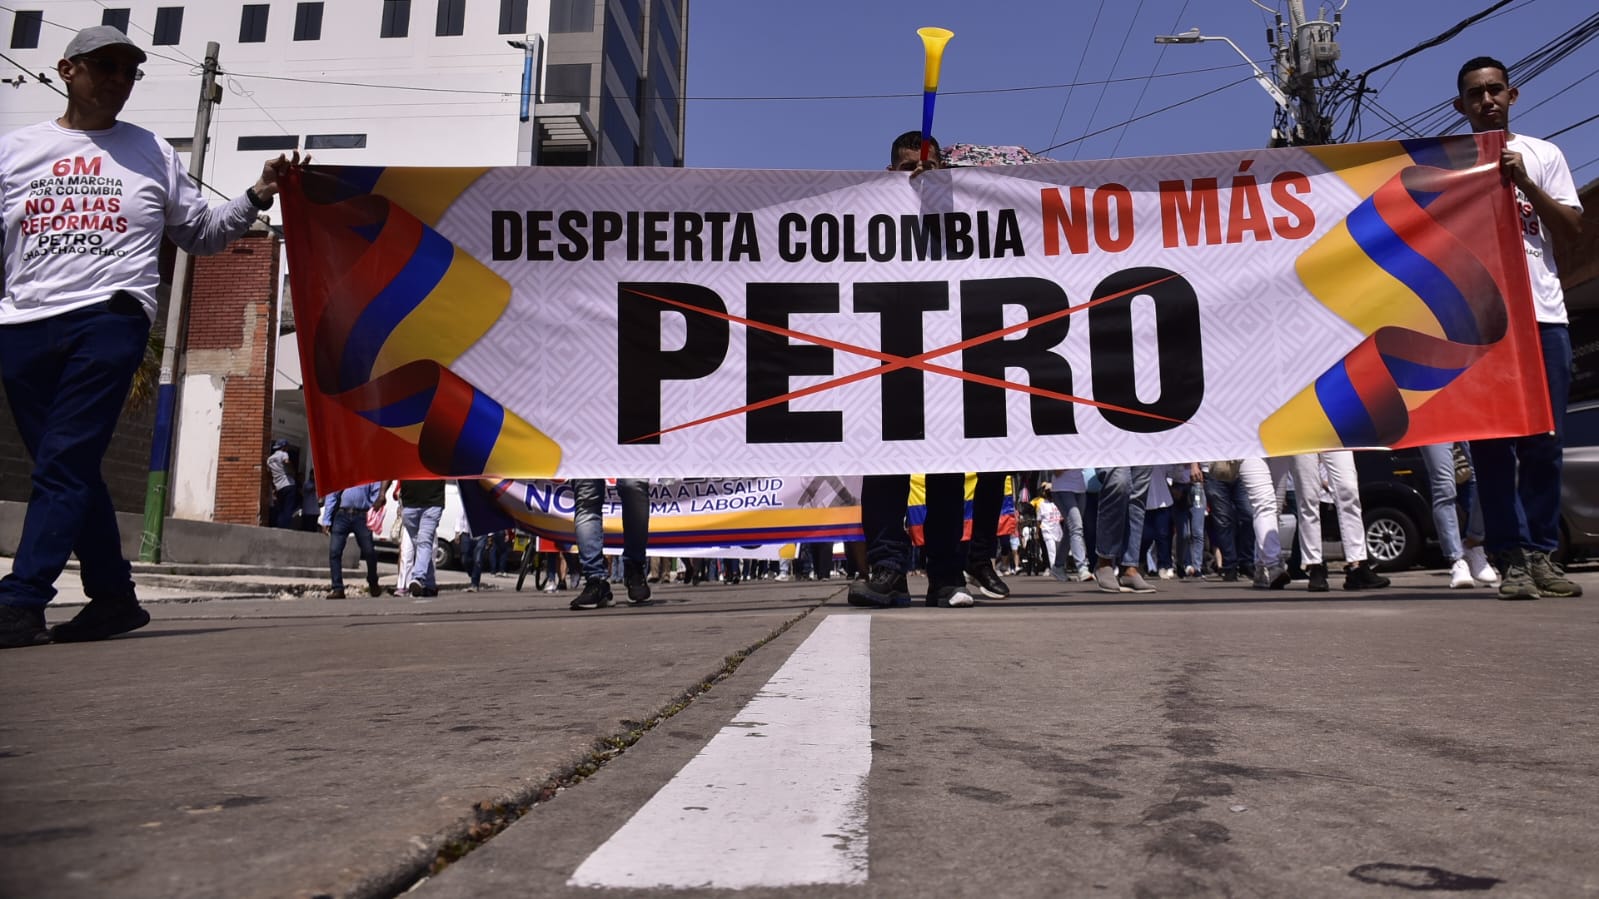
[0,500,338,569]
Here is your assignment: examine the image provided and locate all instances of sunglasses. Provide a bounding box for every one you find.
[75,56,145,81]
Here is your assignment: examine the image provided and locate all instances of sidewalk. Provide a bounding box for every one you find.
[0,553,485,606]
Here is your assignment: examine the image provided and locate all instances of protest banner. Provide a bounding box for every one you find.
[281,133,1547,493]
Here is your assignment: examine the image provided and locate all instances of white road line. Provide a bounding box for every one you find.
[568,614,872,889]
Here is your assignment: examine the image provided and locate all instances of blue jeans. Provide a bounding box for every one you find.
[574,478,649,582]
[1096,466,1152,568]
[1140,504,1174,571]
[1416,443,1465,562]
[1057,491,1088,572]
[1204,474,1249,574]
[463,533,488,587]
[1471,323,1570,555]
[328,509,378,590]
[0,298,150,609]
[401,505,443,588]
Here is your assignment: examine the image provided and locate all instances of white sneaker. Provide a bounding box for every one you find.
[1157,567,1176,580]
[542,582,557,594]
[1076,567,1094,582]
[1448,558,1475,589]
[1463,545,1500,586]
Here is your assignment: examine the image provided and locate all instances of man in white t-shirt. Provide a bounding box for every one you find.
[0,26,301,648]
[1455,56,1583,600]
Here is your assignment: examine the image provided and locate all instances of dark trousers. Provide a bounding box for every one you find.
[0,299,150,609]
[271,485,298,528]
[861,472,969,584]
[1472,323,1571,555]
[328,509,379,591]
[1140,505,1174,571]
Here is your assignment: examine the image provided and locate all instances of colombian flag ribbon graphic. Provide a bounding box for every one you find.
[1260,133,1551,453]
[281,167,560,493]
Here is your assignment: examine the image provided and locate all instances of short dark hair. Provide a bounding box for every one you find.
[1457,56,1509,92]
[890,130,939,163]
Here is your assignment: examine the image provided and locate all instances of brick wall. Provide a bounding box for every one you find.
[186,227,281,525]
[1,231,280,525]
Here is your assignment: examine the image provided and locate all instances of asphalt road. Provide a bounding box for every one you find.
[2,562,1596,899]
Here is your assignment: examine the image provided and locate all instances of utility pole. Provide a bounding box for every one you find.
[140,41,223,562]
[1268,1,1344,145]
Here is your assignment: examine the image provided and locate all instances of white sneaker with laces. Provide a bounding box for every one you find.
[1157,567,1176,580]
[1448,558,1475,589]
[1463,545,1500,586]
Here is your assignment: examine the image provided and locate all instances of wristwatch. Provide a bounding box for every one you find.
[246,186,273,210]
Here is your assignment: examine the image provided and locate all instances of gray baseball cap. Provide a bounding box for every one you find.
[63,25,148,63]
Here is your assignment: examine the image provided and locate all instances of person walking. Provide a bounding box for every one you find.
[0,25,301,648]
[321,482,385,599]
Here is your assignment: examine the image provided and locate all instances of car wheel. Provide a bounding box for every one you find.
[1363,506,1420,571]
[434,536,456,571]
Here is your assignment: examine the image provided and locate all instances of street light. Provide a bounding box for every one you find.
[507,35,543,165]
[1153,28,1290,114]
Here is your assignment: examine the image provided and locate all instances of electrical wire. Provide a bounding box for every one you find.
[1046,0,1105,153]
[1038,74,1256,154]
[1070,0,1148,161]
[1110,0,1191,157]
[0,49,66,96]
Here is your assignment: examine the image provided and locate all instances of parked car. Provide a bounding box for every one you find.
[1558,399,1599,564]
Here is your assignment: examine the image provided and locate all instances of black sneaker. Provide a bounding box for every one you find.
[408,579,426,597]
[1306,564,1330,593]
[570,579,613,610]
[327,587,347,599]
[965,559,1011,599]
[1220,569,1240,583]
[367,582,383,597]
[925,580,976,608]
[1343,561,1391,591]
[623,561,652,604]
[849,565,910,608]
[0,604,51,649]
[1527,551,1582,598]
[49,596,151,643]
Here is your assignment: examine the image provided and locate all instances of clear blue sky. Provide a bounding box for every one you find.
[683,0,1598,185]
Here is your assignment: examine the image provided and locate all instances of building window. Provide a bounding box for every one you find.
[545,63,591,111]
[101,8,132,32]
[305,133,367,149]
[549,0,593,33]
[600,86,637,165]
[152,7,184,45]
[380,0,411,38]
[436,0,465,36]
[9,10,42,49]
[616,0,643,46]
[498,0,527,34]
[239,4,269,42]
[293,2,324,40]
[238,135,299,151]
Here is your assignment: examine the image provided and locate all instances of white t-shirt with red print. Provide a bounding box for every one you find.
[1507,133,1581,325]
[0,119,258,325]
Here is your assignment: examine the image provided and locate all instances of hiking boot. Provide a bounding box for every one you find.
[1494,550,1540,600]
[1118,569,1157,594]
[925,580,975,608]
[1463,545,1500,586]
[965,559,1011,599]
[0,604,51,649]
[49,595,150,643]
[1527,550,1582,598]
[1306,564,1330,593]
[570,579,613,610]
[1343,562,1390,591]
[850,565,910,608]
[327,587,347,599]
[623,561,652,604]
